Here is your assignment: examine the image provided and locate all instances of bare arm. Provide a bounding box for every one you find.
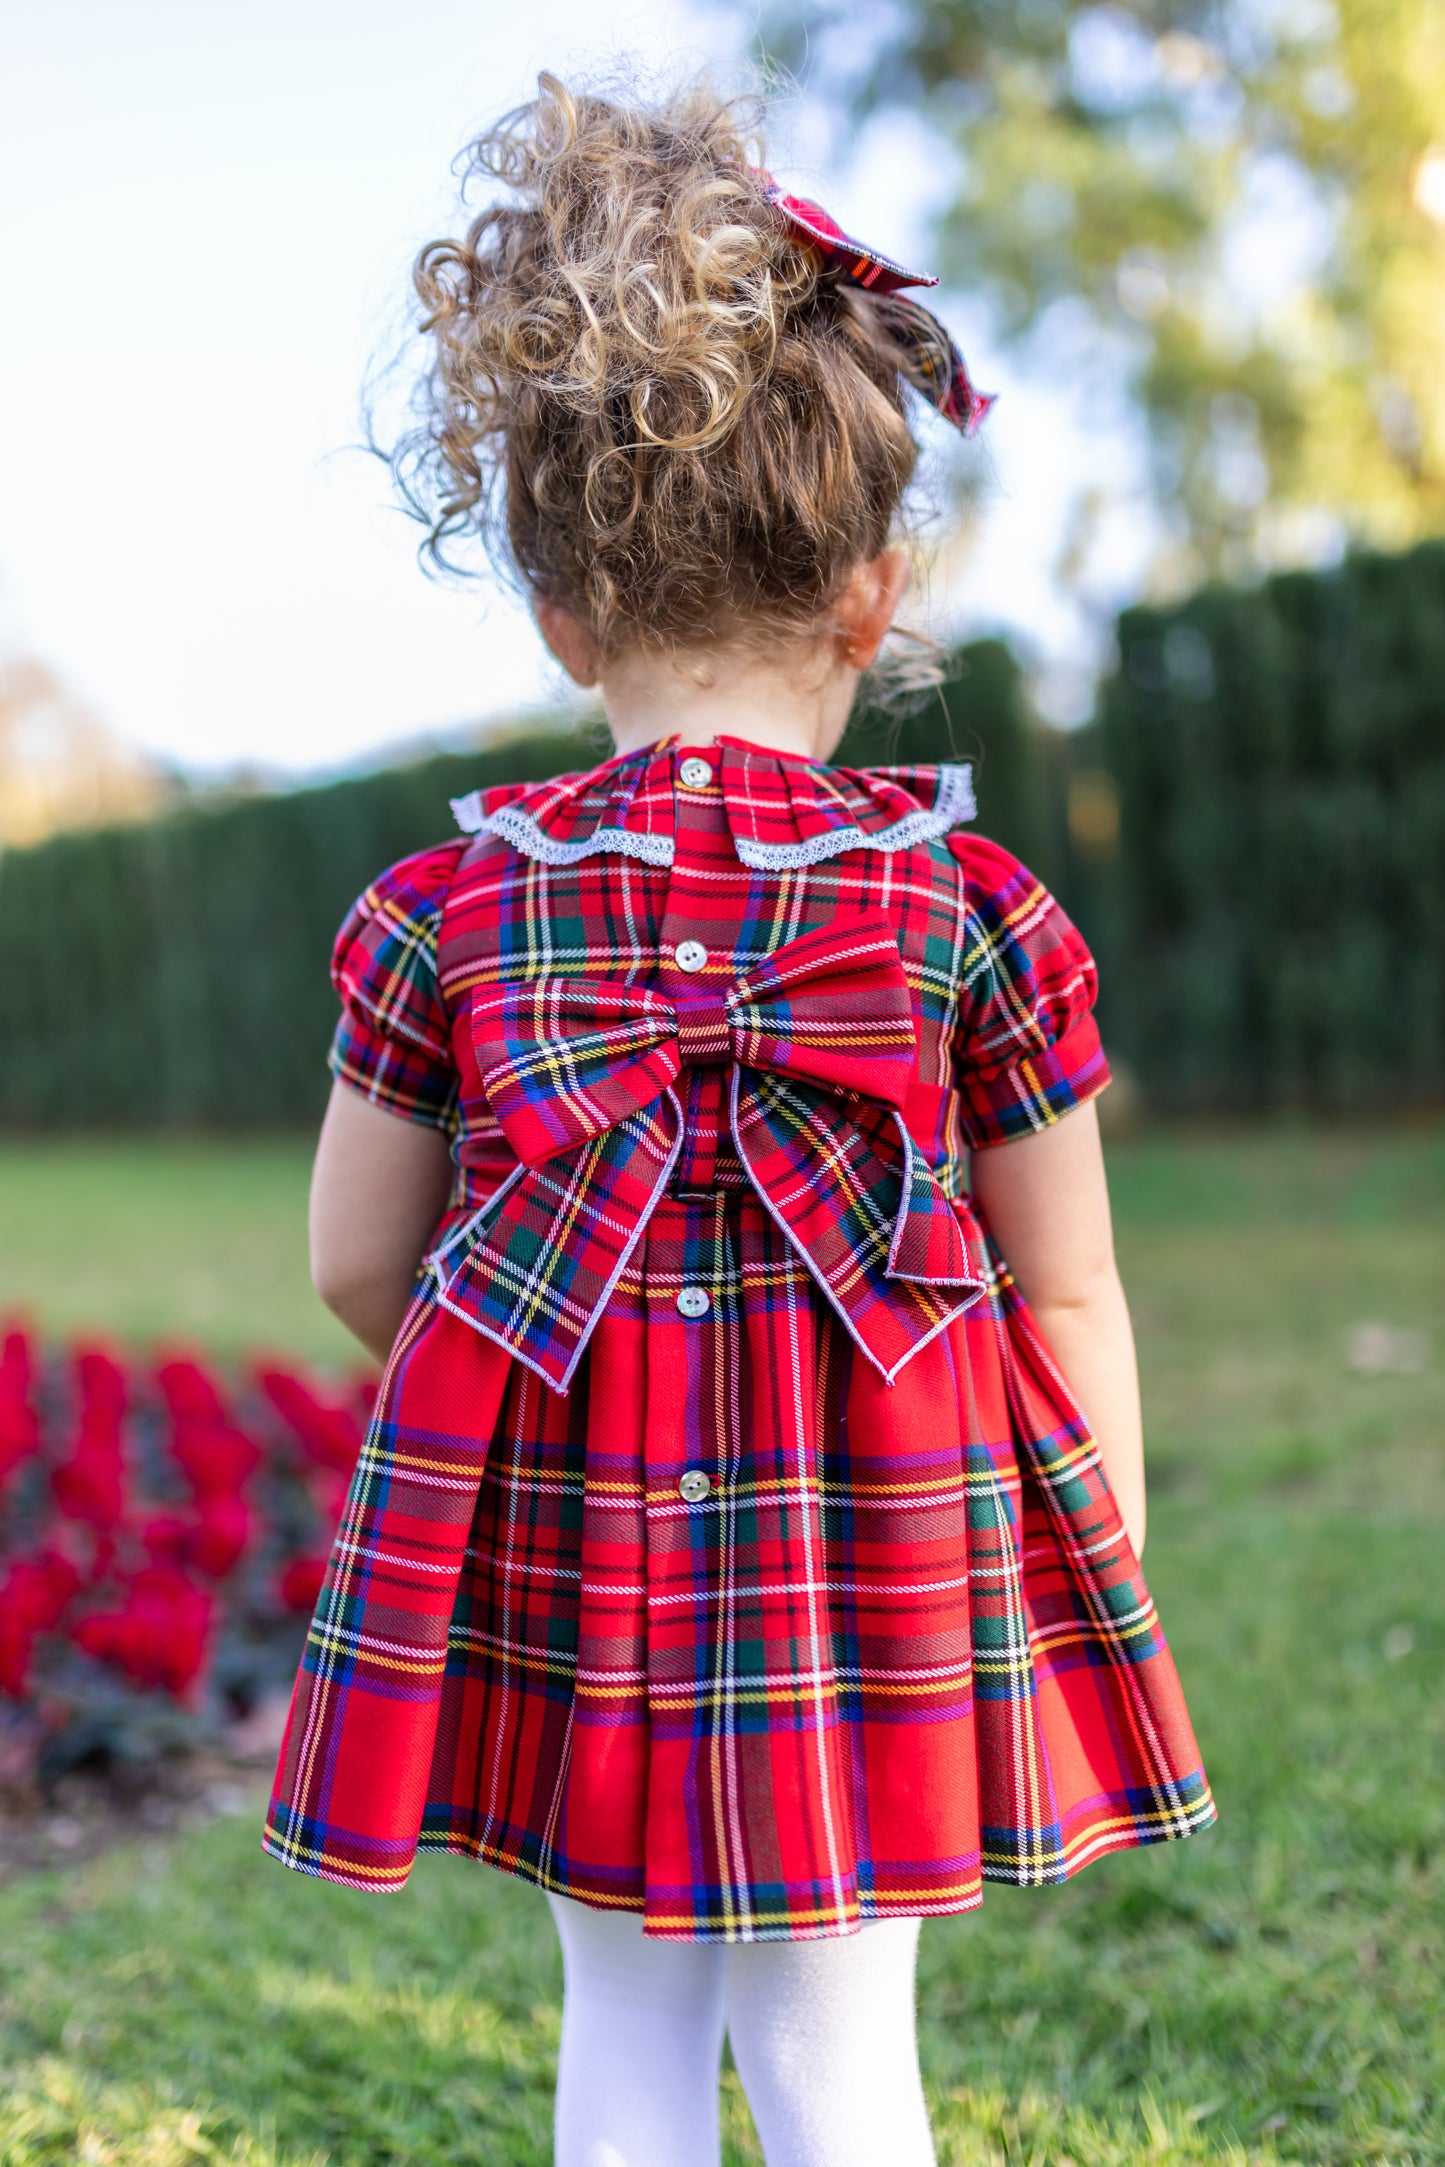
[309,1082,456,1366]
[968,1101,1145,1557]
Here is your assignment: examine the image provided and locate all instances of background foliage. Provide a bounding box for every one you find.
[758,0,1445,586]
[0,727,602,1129]
[0,643,1038,1129]
[1,550,1442,1124]
[1099,533,1445,1109]
[0,1330,368,1786]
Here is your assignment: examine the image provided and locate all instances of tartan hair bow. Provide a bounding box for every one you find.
[429,914,986,1392]
[758,175,996,438]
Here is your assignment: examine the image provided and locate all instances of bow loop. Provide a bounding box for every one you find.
[471,980,679,1167]
[441,916,985,1392]
[756,176,996,438]
[728,915,918,1106]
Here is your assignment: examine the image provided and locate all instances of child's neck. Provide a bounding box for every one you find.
[600,639,855,765]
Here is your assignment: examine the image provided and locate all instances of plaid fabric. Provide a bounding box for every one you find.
[328,841,466,1132]
[756,177,996,436]
[728,1069,979,1379]
[952,836,1113,1145]
[442,912,978,1390]
[449,738,977,869]
[266,735,1215,1937]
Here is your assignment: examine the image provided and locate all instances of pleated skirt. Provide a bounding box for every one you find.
[264,1190,1215,1939]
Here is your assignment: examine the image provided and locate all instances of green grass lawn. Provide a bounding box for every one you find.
[0,1136,353,1366]
[0,1125,1441,2165]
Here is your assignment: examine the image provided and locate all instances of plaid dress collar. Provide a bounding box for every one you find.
[449,735,976,870]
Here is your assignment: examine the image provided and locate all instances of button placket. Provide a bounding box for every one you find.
[659,756,728,1191]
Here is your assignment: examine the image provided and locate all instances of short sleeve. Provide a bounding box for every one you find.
[327,842,467,1130]
[949,835,1111,1148]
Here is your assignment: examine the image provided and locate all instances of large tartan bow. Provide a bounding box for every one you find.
[428,914,985,1391]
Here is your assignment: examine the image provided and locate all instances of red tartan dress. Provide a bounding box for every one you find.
[263,735,1215,1940]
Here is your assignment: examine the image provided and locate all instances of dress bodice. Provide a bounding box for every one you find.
[328,734,1109,1389]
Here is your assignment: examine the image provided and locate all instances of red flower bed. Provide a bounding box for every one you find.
[0,1320,373,1785]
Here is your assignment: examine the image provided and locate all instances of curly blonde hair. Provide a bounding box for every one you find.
[392,72,929,662]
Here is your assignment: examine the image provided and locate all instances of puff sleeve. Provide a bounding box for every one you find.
[326,841,468,1130]
[949,835,1111,1148]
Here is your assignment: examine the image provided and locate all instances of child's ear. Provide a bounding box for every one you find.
[834,549,911,670]
[535,599,602,687]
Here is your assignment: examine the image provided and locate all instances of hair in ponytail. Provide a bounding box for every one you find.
[393,71,935,669]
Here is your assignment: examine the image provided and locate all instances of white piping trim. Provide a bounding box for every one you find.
[451,792,674,866]
[423,1162,528,1282]
[884,1111,989,1291]
[425,1093,684,1396]
[545,1088,684,1393]
[727,1068,981,1385]
[731,762,975,868]
[884,1110,918,1283]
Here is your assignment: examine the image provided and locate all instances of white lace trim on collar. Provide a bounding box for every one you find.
[731,763,975,869]
[450,793,676,867]
[450,760,973,868]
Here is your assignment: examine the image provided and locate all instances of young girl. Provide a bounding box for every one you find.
[264,73,1215,2167]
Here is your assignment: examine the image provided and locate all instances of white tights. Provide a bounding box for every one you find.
[546,1893,937,2167]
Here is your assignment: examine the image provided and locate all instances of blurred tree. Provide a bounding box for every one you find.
[757,0,1445,585]
[0,654,170,850]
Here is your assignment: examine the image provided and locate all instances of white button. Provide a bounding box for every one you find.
[678,1469,712,1503]
[673,939,707,974]
[679,756,713,790]
[677,1286,711,1319]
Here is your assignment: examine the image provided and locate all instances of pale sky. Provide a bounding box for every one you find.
[0,0,1141,778]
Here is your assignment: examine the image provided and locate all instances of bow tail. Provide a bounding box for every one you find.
[428,1093,683,1394]
[729,1072,987,1385]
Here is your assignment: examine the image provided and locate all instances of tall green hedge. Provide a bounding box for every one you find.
[12,535,1441,1131]
[0,642,1036,1128]
[1101,538,1445,1111]
[839,635,1050,874]
[0,727,603,1127]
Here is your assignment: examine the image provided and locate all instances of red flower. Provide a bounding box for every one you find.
[51,1343,130,1531]
[0,1549,82,1699]
[139,1513,194,1567]
[51,1443,124,1530]
[256,1365,363,1475]
[189,1495,251,1580]
[74,1344,128,1426]
[170,1425,259,1500]
[277,1555,328,1613]
[71,1564,212,1701]
[0,1325,42,1485]
[153,1354,227,1429]
[156,1354,261,1501]
[139,1500,251,1581]
[6,1335,355,1716]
